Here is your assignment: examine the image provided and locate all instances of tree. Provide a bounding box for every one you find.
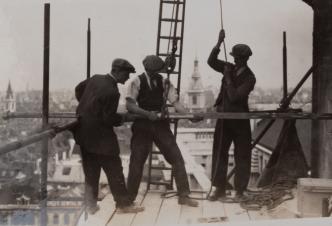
[302,0,332,178]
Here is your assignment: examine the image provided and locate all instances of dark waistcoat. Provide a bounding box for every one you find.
[137,73,164,111]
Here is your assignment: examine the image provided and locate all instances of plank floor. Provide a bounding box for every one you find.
[78,188,308,226]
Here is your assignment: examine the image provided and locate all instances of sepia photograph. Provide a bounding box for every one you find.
[0,0,331,225]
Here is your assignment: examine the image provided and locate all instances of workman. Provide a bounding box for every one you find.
[126,55,199,207]
[207,30,256,202]
[74,59,144,214]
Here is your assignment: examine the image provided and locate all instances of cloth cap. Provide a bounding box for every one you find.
[112,58,136,73]
[230,44,252,57]
[143,55,165,72]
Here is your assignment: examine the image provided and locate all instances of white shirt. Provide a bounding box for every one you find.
[126,73,179,104]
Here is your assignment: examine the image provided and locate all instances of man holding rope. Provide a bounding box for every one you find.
[207,30,256,202]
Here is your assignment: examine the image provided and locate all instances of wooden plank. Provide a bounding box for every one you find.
[191,217,332,226]
[107,190,146,226]
[77,194,115,226]
[155,196,181,226]
[178,192,204,225]
[131,191,163,226]
[223,202,250,221]
[179,146,211,192]
[200,198,228,223]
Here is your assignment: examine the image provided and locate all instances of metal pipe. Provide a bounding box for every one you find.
[0,121,78,156]
[4,111,332,120]
[283,31,288,100]
[87,18,91,79]
[41,4,50,226]
[3,112,77,119]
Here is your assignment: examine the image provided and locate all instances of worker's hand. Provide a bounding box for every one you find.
[189,115,204,123]
[216,29,225,46]
[147,111,160,121]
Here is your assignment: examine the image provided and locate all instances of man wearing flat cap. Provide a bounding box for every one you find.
[207,30,256,202]
[74,58,144,214]
[125,55,199,207]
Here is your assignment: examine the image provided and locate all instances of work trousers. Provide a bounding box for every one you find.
[127,120,190,200]
[211,119,252,193]
[81,150,131,208]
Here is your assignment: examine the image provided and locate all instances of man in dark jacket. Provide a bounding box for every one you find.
[207,30,256,201]
[125,55,198,207]
[74,58,144,214]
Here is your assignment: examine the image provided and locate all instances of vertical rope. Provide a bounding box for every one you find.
[219,0,228,62]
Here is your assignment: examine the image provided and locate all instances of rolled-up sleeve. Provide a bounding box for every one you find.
[163,79,179,104]
[126,77,140,102]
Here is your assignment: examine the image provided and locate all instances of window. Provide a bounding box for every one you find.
[192,95,197,105]
[12,211,34,225]
[53,214,59,224]
[64,213,70,225]
[62,167,71,176]
[0,213,8,224]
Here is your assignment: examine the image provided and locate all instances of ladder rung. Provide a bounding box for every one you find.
[149,181,172,186]
[159,36,181,40]
[160,71,179,75]
[158,53,180,57]
[151,166,172,170]
[162,1,184,5]
[161,18,183,23]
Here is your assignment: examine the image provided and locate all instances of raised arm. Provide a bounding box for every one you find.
[207,29,227,73]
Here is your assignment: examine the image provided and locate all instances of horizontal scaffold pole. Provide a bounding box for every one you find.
[3,111,332,120]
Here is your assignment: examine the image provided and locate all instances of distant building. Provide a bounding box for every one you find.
[4,81,16,113]
[186,57,206,112]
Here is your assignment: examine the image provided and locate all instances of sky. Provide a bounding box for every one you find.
[0,0,313,94]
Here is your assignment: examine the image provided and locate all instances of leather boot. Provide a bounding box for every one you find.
[208,188,226,201]
[178,196,199,207]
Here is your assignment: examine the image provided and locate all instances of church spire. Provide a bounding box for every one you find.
[6,80,14,99]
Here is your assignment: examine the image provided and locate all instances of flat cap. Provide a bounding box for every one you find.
[230,44,252,57]
[143,55,165,72]
[112,58,136,73]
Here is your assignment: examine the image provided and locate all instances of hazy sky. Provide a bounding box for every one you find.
[0,0,313,93]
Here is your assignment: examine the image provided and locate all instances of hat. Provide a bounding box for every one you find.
[230,44,252,57]
[143,55,165,72]
[112,58,136,73]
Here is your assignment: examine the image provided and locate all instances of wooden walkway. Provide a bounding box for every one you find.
[76,187,329,226]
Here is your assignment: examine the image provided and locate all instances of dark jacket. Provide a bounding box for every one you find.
[74,74,122,155]
[208,47,256,113]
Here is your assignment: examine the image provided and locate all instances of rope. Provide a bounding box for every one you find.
[167,3,176,55]
[239,178,296,211]
[219,0,228,62]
